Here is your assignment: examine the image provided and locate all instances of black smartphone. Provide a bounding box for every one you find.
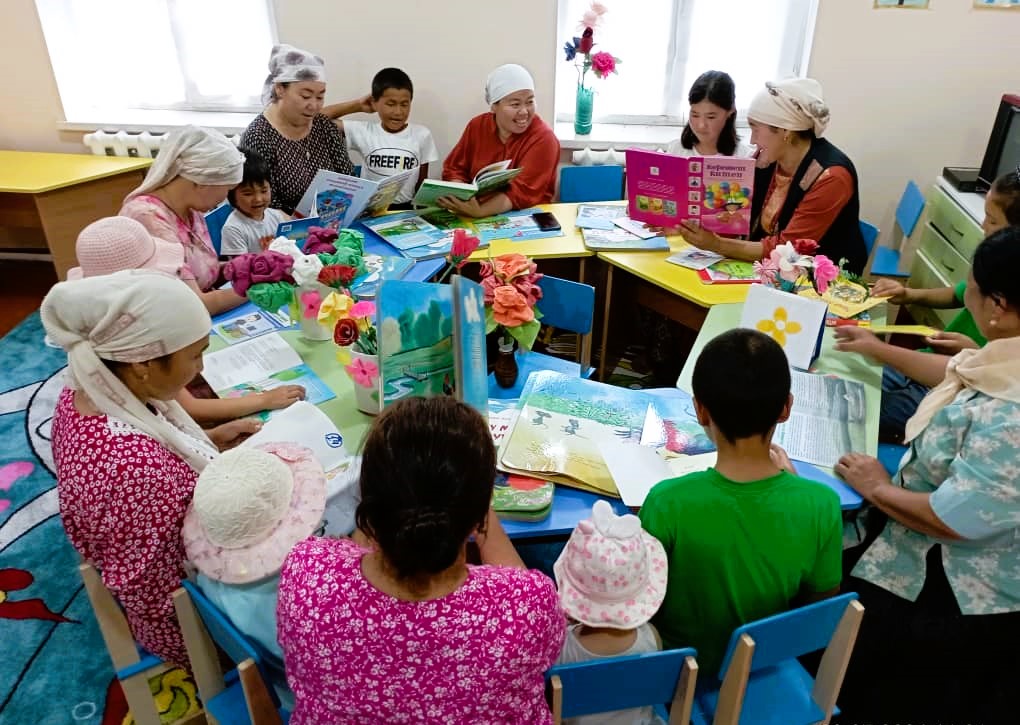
[531,211,561,232]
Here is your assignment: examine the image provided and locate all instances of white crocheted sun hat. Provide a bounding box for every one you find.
[67,216,184,281]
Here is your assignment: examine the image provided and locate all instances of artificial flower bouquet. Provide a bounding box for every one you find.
[563,2,622,87]
[753,239,839,295]
[480,253,544,351]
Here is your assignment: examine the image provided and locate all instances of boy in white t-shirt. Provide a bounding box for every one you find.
[221,148,289,256]
[333,68,439,207]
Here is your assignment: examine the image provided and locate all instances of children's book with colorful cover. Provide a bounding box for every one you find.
[472,208,566,244]
[574,203,628,230]
[347,254,416,300]
[274,217,322,248]
[666,247,725,271]
[625,148,755,235]
[360,208,472,252]
[412,160,522,208]
[210,301,291,345]
[293,168,415,224]
[488,398,554,521]
[581,226,669,251]
[697,259,757,284]
[377,277,487,417]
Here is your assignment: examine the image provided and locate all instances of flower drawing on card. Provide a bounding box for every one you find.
[756,307,802,347]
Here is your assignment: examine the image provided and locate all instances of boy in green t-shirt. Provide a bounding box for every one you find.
[639,328,842,675]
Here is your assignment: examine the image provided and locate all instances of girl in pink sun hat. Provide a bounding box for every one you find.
[553,499,669,725]
[67,216,185,281]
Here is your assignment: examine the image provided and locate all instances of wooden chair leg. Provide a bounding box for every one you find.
[172,588,226,705]
[668,655,699,725]
[238,659,284,725]
[713,634,754,725]
[549,673,563,724]
[812,600,865,722]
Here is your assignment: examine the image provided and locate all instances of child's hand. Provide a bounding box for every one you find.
[357,93,374,114]
[208,418,262,451]
[924,331,979,355]
[769,444,797,475]
[870,278,908,303]
[832,326,883,357]
[259,385,306,410]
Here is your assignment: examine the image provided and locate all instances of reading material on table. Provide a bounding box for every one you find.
[201,333,336,410]
[471,207,566,244]
[412,160,521,208]
[359,208,478,261]
[210,302,291,345]
[488,398,554,521]
[773,370,867,468]
[348,254,416,300]
[581,226,669,252]
[698,260,757,284]
[294,168,413,224]
[574,203,627,230]
[666,247,726,271]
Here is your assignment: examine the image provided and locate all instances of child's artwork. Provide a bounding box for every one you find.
[740,284,828,370]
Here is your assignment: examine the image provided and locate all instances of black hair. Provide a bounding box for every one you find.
[990,170,1020,226]
[371,67,414,101]
[355,396,495,582]
[228,147,271,206]
[680,70,740,156]
[692,328,791,445]
[971,226,1020,311]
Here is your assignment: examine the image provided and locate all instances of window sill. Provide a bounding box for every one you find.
[554,122,682,150]
[57,108,258,134]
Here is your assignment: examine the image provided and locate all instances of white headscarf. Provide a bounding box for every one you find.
[747,78,830,137]
[126,125,245,200]
[41,270,217,472]
[262,43,327,106]
[485,63,535,105]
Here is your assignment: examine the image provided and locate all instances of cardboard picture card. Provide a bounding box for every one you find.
[740,284,828,370]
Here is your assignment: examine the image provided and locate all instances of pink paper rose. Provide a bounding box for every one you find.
[591,51,617,78]
[813,255,839,294]
[448,228,481,269]
[223,251,294,296]
[302,226,340,255]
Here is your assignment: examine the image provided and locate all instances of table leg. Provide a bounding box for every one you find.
[597,264,614,381]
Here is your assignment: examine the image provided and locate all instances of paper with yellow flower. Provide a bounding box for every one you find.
[740,284,828,369]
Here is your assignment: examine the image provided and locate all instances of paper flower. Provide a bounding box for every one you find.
[317,290,354,324]
[756,306,802,347]
[344,356,379,388]
[349,300,376,333]
[449,229,481,269]
[333,317,360,347]
[247,281,294,312]
[753,258,779,286]
[791,238,819,255]
[223,251,294,296]
[563,40,578,61]
[492,285,535,327]
[813,255,839,294]
[302,226,339,255]
[591,51,618,78]
[291,254,324,287]
[268,236,302,260]
[318,264,358,289]
[299,289,322,319]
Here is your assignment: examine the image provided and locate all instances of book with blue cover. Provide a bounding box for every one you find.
[575,203,628,230]
[471,208,566,244]
[348,254,415,299]
[275,217,322,248]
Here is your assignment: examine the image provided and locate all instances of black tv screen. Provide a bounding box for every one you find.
[978,94,1020,191]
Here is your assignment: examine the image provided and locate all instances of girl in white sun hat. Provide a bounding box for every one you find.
[553,500,669,725]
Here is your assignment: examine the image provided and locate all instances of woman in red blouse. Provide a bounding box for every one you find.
[42,271,258,666]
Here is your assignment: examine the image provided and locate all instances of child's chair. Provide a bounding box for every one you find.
[78,563,200,725]
[692,593,864,725]
[172,582,288,725]
[488,275,596,398]
[205,201,233,257]
[871,181,925,278]
[859,220,879,259]
[546,647,699,724]
[558,165,626,203]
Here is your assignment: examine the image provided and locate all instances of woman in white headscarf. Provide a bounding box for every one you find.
[43,270,261,666]
[120,125,247,314]
[440,63,560,218]
[241,44,361,215]
[678,77,868,275]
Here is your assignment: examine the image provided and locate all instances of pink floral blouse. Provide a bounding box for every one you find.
[277,537,566,724]
[120,194,221,291]
[51,388,200,666]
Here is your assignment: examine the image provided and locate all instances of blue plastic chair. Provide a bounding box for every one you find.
[872,181,925,277]
[558,165,625,203]
[488,275,596,398]
[693,593,865,725]
[173,581,288,725]
[547,647,699,724]
[859,220,879,258]
[878,442,909,477]
[205,201,234,256]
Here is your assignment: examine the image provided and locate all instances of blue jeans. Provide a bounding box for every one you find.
[880,366,929,440]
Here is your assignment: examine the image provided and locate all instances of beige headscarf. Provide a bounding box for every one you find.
[262,44,327,106]
[126,125,245,201]
[904,336,1020,443]
[747,78,830,137]
[41,269,217,472]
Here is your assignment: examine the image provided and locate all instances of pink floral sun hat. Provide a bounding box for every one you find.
[183,442,326,584]
[553,500,668,629]
[67,216,184,281]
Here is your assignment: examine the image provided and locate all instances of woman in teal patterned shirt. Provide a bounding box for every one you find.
[831,226,1020,723]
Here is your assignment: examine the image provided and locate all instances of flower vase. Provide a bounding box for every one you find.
[295,285,333,342]
[347,349,381,415]
[574,83,594,135]
[493,336,519,389]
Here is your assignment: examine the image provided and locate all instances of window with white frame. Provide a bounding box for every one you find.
[34,0,276,121]
[554,0,818,125]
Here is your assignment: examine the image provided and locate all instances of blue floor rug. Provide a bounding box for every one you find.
[0,313,199,725]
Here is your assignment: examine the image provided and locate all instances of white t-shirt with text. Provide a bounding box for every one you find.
[220,207,288,256]
[343,120,439,204]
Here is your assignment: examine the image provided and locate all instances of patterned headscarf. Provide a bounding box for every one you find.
[747,78,830,137]
[262,43,327,106]
[40,270,217,472]
[126,125,245,201]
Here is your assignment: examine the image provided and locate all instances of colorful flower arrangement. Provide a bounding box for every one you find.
[563,2,622,88]
[753,239,840,295]
[481,253,543,351]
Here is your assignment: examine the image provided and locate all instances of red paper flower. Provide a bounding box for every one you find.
[791,238,819,255]
[448,229,481,269]
[333,317,360,346]
[578,27,594,53]
[591,51,617,77]
[318,264,358,289]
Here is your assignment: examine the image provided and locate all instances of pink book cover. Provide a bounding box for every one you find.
[625,148,755,235]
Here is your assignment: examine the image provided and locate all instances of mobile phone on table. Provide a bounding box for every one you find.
[531,211,562,232]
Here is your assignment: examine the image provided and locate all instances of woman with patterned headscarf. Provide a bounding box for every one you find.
[120,125,247,314]
[241,44,365,215]
[42,270,261,666]
[678,78,868,275]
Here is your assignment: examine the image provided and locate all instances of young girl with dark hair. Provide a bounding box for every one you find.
[276,396,566,725]
[666,70,754,158]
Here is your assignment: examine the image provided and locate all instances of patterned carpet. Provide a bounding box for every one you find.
[0,313,199,725]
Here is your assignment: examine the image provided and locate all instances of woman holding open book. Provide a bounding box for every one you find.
[439,63,560,218]
[832,227,1020,723]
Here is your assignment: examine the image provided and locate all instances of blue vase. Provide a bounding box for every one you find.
[574,84,594,135]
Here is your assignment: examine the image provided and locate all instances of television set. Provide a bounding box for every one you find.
[978,93,1020,192]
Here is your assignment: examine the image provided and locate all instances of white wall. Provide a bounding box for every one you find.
[1,0,1018,235]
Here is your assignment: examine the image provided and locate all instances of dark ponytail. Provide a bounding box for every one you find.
[971,226,1020,311]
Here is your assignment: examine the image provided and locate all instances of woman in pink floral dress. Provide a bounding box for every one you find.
[120,125,248,315]
[277,396,566,724]
[42,270,259,666]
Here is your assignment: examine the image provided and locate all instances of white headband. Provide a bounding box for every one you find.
[485,63,535,105]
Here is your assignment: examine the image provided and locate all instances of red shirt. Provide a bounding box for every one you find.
[443,113,560,209]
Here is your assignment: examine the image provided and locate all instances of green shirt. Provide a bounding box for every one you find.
[639,468,842,675]
[921,281,986,352]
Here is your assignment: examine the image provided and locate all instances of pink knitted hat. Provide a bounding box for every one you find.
[67,216,184,280]
[182,442,326,584]
[553,500,668,629]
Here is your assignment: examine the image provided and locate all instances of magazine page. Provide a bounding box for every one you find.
[211,304,289,345]
[201,333,303,391]
[773,370,867,467]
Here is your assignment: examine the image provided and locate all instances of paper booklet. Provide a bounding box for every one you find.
[575,203,628,230]
[201,333,336,418]
[488,398,554,520]
[666,247,725,271]
[581,226,669,252]
[773,370,867,468]
[275,216,321,247]
[377,276,488,417]
[360,208,475,253]
[625,148,755,235]
[698,260,757,284]
[471,208,566,244]
[412,160,522,208]
[293,167,415,225]
[347,254,416,300]
[210,302,291,345]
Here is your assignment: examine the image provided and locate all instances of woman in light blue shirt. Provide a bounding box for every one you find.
[832,226,1020,724]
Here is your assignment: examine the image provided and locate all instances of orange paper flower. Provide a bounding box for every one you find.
[492,285,535,327]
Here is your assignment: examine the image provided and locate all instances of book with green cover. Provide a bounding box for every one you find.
[412,160,522,208]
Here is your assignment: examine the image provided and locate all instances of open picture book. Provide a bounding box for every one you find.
[293,167,415,226]
[412,160,522,208]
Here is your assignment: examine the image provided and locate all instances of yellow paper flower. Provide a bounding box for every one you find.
[317,291,354,325]
[756,306,802,347]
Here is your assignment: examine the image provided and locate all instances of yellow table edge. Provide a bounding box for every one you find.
[0,151,153,194]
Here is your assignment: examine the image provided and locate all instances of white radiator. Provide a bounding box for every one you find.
[570,147,627,166]
[82,130,242,158]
